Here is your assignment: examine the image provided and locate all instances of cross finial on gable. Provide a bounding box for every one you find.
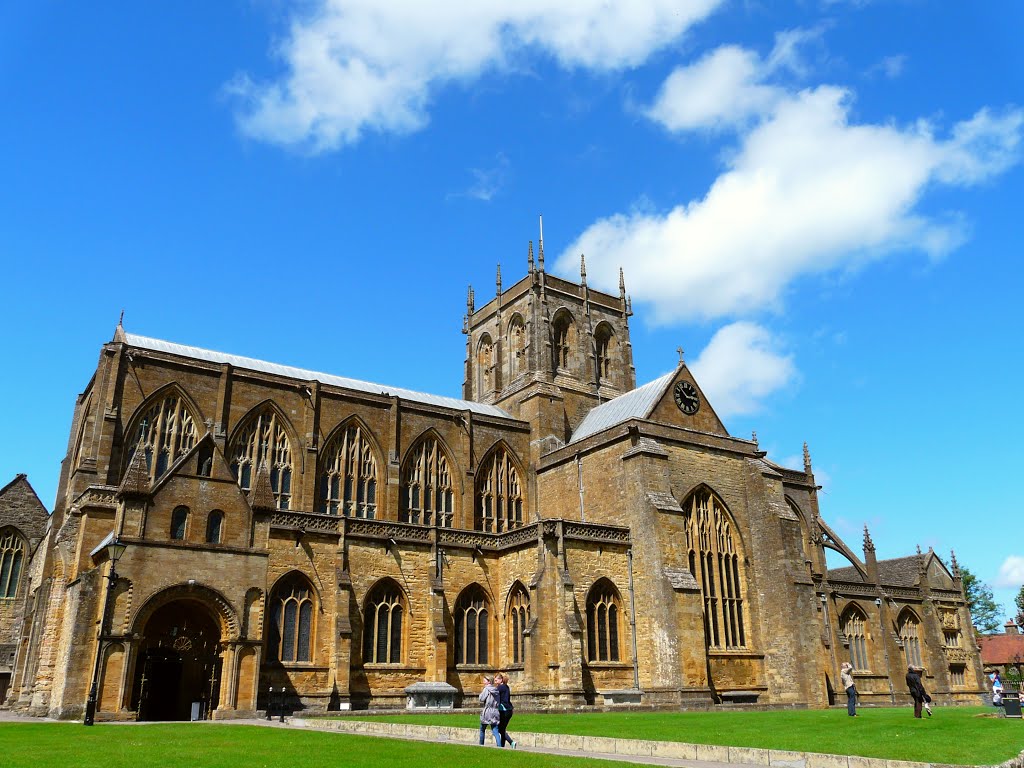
[677,346,684,364]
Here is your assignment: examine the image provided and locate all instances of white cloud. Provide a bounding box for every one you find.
[232,0,722,151]
[690,322,796,417]
[558,42,1024,323]
[995,555,1024,589]
[448,153,511,202]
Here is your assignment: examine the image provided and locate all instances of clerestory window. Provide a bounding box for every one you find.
[474,447,524,532]
[400,437,454,527]
[230,407,293,510]
[318,424,378,518]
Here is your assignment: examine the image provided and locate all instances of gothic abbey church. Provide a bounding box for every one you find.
[1,241,985,719]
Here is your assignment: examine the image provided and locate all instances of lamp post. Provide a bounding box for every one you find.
[84,537,128,725]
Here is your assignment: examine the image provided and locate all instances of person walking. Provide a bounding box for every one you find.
[840,662,858,716]
[478,675,501,746]
[905,666,932,718]
[495,672,517,748]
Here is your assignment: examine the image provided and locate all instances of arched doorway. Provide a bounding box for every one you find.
[130,599,223,721]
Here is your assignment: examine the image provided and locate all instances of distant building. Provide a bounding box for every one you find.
[980,620,1024,678]
[1,242,986,719]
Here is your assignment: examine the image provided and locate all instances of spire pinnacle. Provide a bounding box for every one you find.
[496,263,502,295]
[538,215,545,271]
[803,442,812,473]
[528,241,535,273]
[466,284,475,311]
[916,543,922,555]
[249,460,277,512]
[950,549,960,578]
[751,431,758,448]
[118,435,151,499]
[619,268,626,300]
[580,253,587,282]
[863,524,875,553]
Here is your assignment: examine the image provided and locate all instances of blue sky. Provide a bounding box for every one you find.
[2,2,1022,622]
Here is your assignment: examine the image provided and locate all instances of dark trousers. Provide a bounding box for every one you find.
[913,698,923,718]
[846,686,857,716]
[498,709,514,746]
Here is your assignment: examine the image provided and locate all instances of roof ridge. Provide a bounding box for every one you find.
[122,332,513,420]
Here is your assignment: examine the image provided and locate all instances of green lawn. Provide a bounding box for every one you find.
[346,707,1023,765]
[0,723,639,768]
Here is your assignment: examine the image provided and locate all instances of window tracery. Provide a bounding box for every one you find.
[682,489,746,649]
[507,584,529,665]
[506,316,525,381]
[899,611,923,668]
[363,581,403,664]
[474,447,523,532]
[0,529,25,599]
[269,575,314,663]
[586,581,621,662]
[318,424,378,518]
[552,312,576,375]
[842,605,869,669]
[594,324,613,384]
[477,335,494,397]
[455,586,490,665]
[400,437,454,527]
[230,407,293,510]
[130,391,198,482]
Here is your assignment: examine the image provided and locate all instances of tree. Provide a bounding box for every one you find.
[960,566,1003,634]
[1015,585,1024,627]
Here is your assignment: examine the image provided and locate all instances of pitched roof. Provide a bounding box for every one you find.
[829,555,925,587]
[979,633,1024,666]
[570,370,676,444]
[122,332,512,419]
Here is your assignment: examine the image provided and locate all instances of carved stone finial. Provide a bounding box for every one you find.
[528,241,535,273]
[803,442,812,473]
[248,460,277,512]
[496,263,502,294]
[118,436,151,499]
[538,215,545,271]
[751,431,758,447]
[118,309,124,327]
[580,254,587,284]
[619,267,626,300]
[677,346,684,364]
[466,284,474,311]
[950,549,961,578]
[916,543,922,555]
[863,525,875,553]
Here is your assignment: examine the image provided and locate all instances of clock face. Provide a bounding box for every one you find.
[673,380,700,415]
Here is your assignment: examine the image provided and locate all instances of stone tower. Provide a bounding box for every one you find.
[462,219,636,448]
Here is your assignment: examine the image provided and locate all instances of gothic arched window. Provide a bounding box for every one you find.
[477,334,494,397]
[507,584,529,666]
[318,424,378,518]
[594,323,614,384]
[0,529,25,599]
[474,446,524,532]
[230,407,293,510]
[170,506,189,541]
[552,311,576,375]
[682,488,747,649]
[586,580,622,662]
[205,510,223,544]
[455,586,490,665]
[506,316,526,381]
[898,611,922,668]
[363,580,404,664]
[400,437,454,527]
[129,391,198,482]
[842,605,869,670]
[269,575,314,663]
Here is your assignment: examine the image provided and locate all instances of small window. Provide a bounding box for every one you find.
[950,666,965,686]
[507,585,529,665]
[206,510,224,544]
[170,506,189,540]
